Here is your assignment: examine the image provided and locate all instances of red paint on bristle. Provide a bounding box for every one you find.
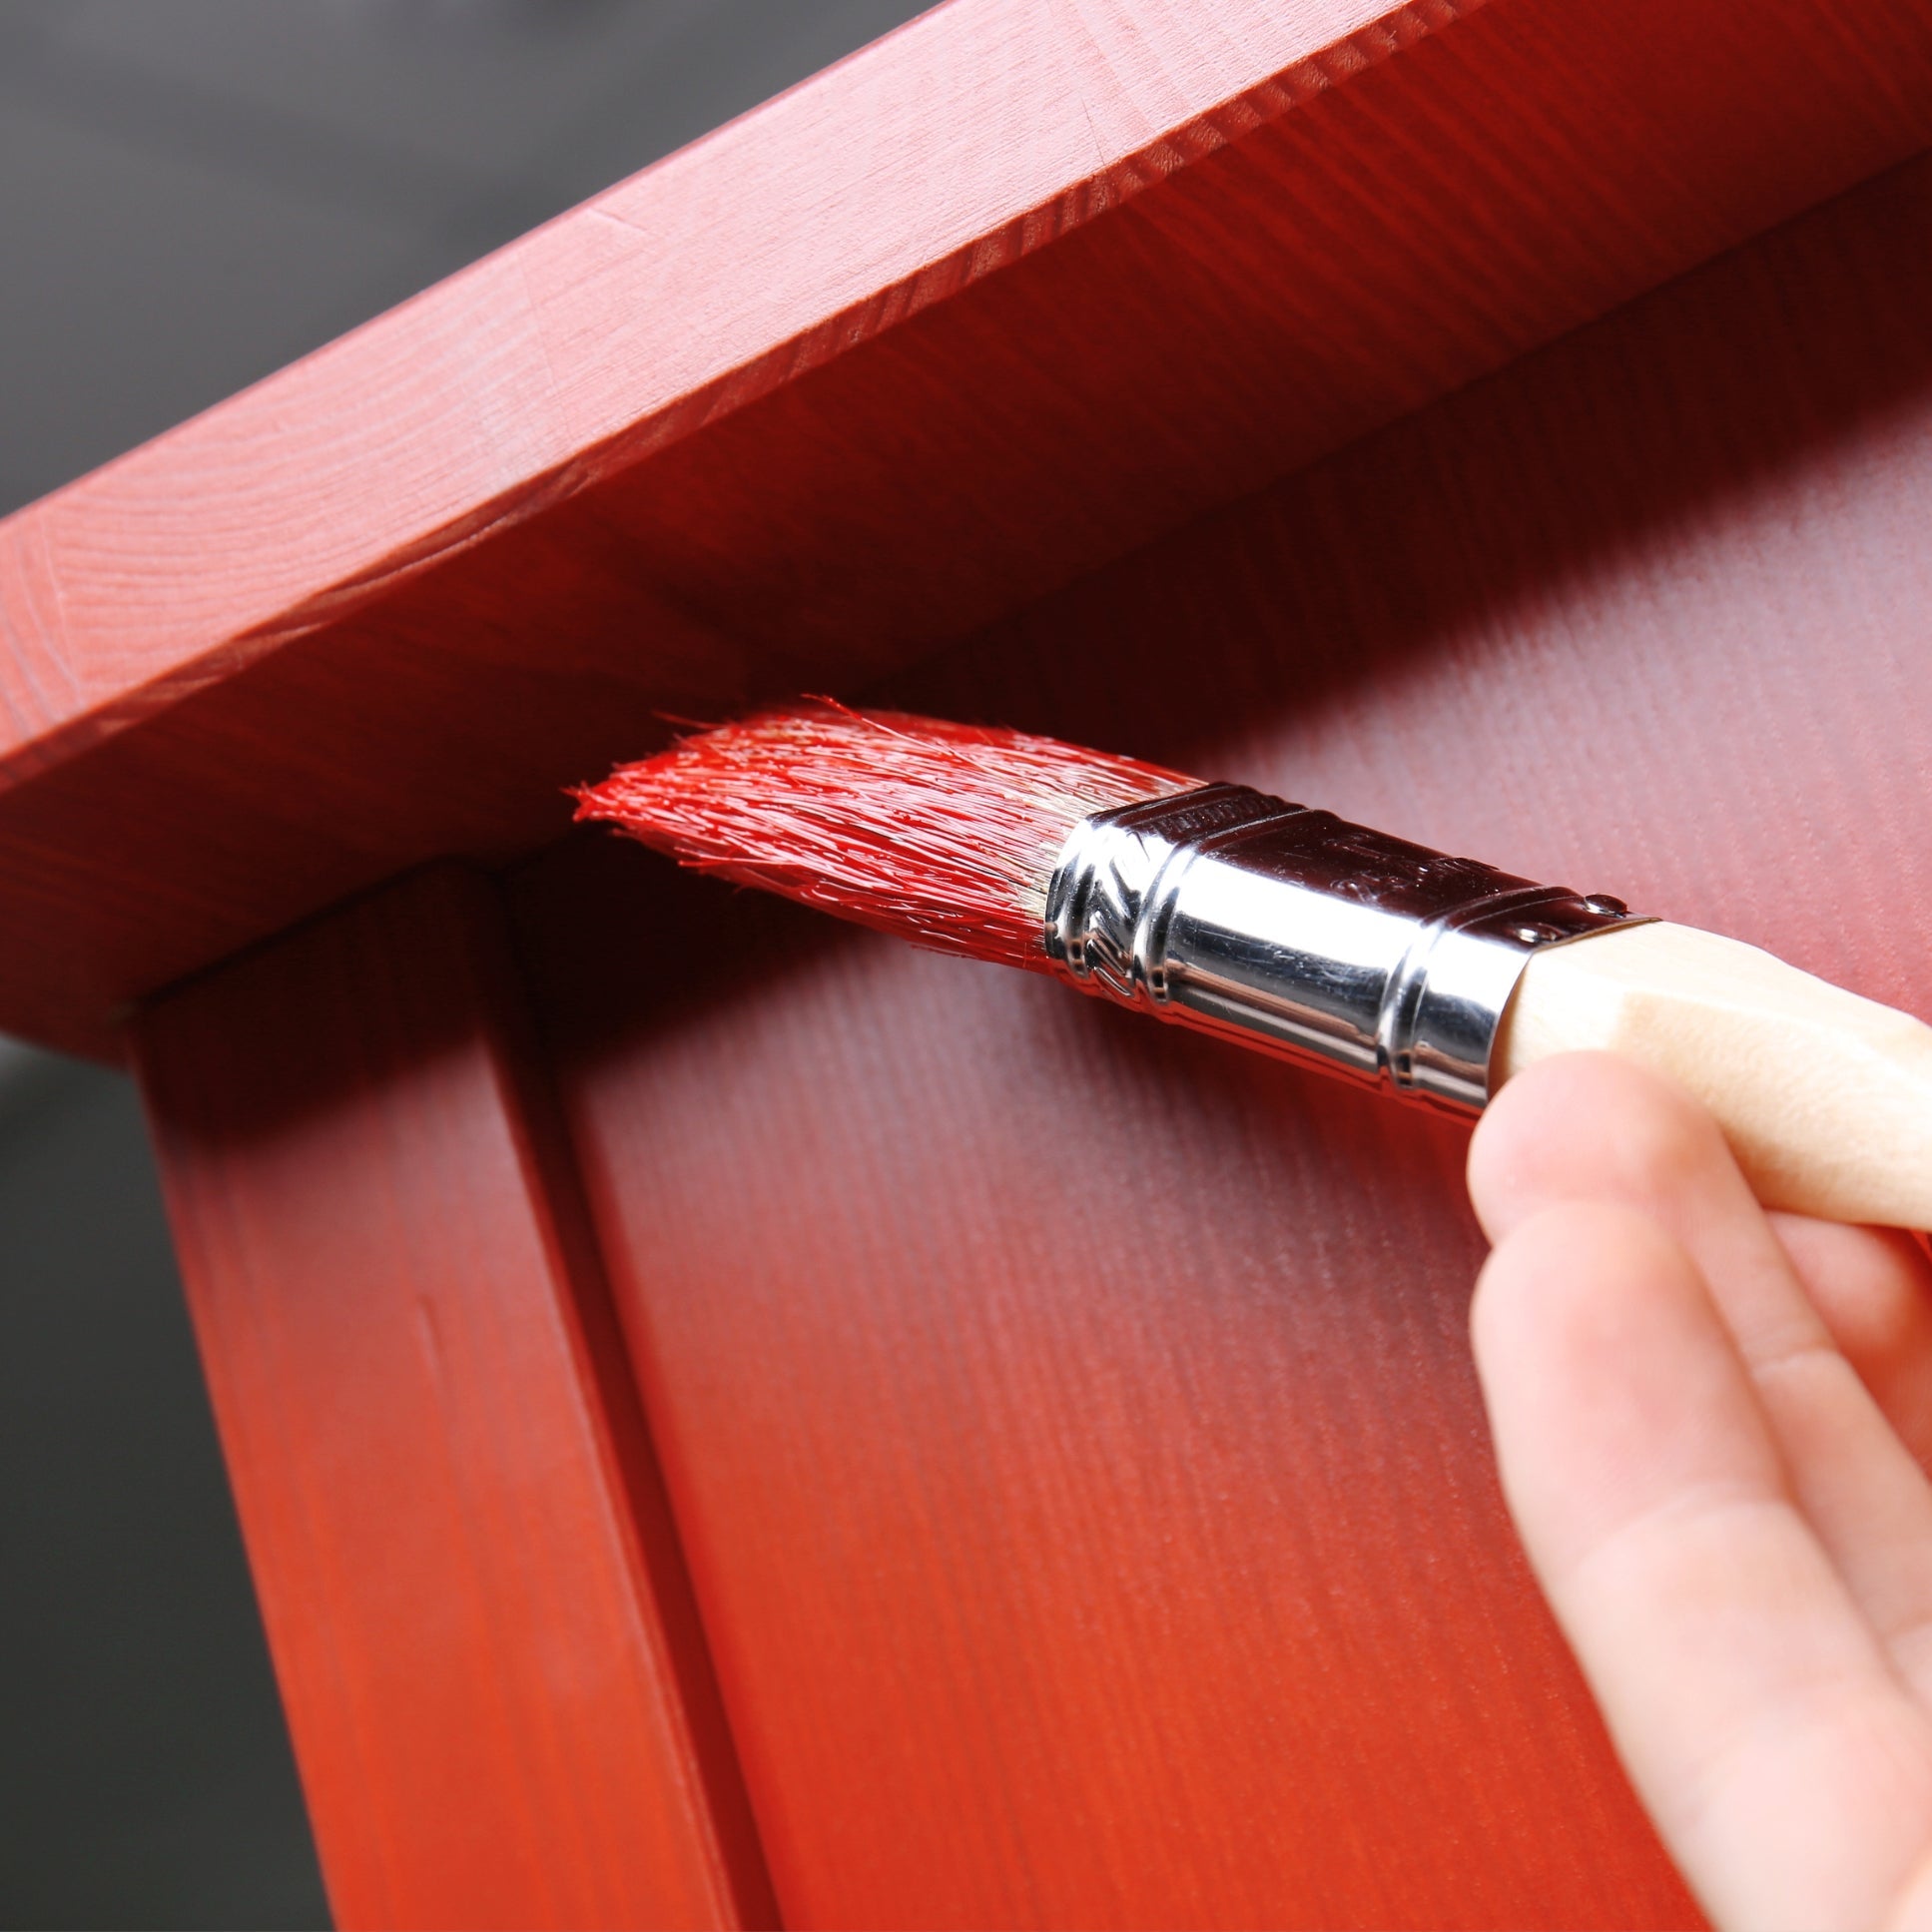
[573,705,1198,967]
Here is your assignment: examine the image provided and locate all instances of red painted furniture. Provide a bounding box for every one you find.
[9,1,1932,1922]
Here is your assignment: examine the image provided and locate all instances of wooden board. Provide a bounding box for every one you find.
[133,867,776,1931]
[8,0,1932,1056]
[506,138,1932,1931]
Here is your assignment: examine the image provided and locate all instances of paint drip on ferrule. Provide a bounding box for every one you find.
[1040,785,1646,1113]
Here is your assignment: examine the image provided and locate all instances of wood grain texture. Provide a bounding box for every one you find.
[508,143,1932,1930]
[10,0,1932,1055]
[518,851,1695,1931]
[1502,922,1932,1229]
[133,867,776,1932]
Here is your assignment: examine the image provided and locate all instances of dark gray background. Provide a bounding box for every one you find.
[0,4,928,1923]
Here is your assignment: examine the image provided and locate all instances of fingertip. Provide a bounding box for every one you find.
[1771,1215,1932,1360]
[1472,1196,1780,1575]
[1471,1196,1685,1401]
[1470,1051,1736,1244]
[1769,1212,1932,1462]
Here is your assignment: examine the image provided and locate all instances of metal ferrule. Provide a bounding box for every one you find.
[1041,784,1648,1114]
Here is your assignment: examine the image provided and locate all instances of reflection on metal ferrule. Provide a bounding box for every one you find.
[1041,784,1646,1113]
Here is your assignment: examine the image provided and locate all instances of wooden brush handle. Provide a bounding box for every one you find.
[1498,922,1932,1228]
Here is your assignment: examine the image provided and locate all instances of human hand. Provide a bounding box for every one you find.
[1469,1052,1932,1931]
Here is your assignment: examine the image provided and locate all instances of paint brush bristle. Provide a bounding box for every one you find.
[572,704,1196,967]
[573,702,1932,1230]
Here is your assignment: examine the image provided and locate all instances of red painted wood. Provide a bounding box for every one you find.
[508,148,1932,1929]
[133,867,776,1932]
[7,0,1932,1056]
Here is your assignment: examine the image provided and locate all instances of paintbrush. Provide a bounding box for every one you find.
[574,704,1932,1229]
